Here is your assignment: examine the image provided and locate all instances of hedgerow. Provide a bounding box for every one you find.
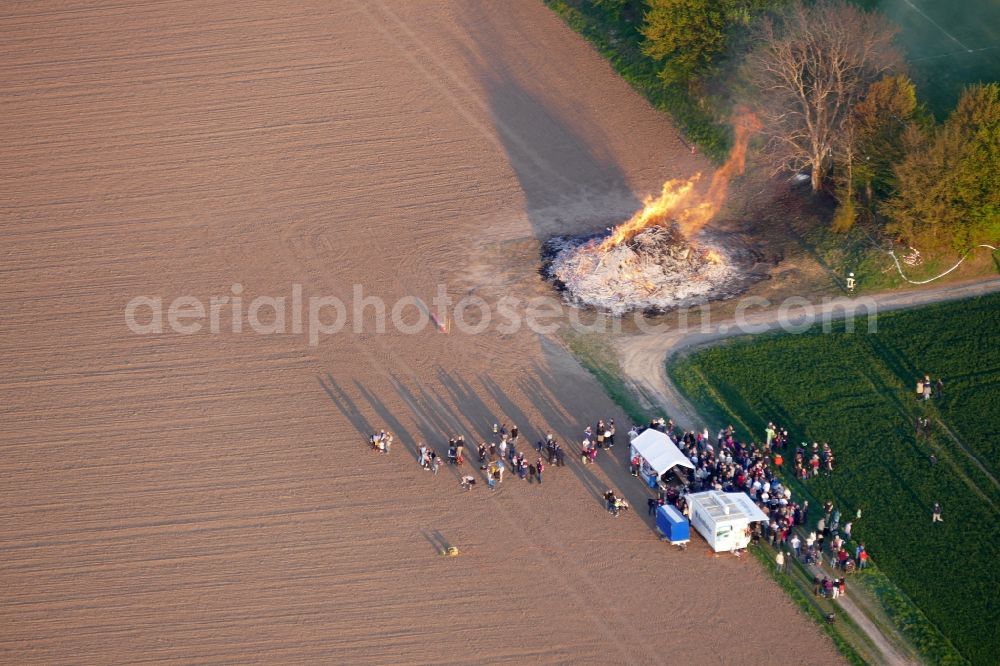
[544,0,731,161]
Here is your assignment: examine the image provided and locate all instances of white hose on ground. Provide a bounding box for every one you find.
[888,244,998,285]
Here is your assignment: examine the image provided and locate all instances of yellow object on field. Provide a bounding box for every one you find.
[444,546,459,557]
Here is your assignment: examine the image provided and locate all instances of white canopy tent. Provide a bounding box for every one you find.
[630,428,694,476]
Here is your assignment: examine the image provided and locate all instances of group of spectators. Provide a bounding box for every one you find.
[627,417,866,605]
[373,412,867,601]
[917,374,944,401]
[369,418,620,492]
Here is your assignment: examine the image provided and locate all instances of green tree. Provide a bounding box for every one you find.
[883,83,1000,251]
[640,0,775,88]
[642,0,728,86]
[832,75,919,231]
[853,74,919,201]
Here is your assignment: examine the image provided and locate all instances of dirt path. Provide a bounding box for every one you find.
[618,277,1000,431]
[617,275,1000,665]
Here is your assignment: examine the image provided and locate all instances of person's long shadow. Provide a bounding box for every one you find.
[479,373,541,447]
[353,380,419,460]
[388,373,456,451]
[318,374,374,443]
[436,368,497,436]
[421,529,453,555]
[386,373,479,481]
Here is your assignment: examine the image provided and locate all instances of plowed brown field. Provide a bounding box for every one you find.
[0,2,841,663]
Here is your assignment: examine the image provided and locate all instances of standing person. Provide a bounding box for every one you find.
[431,452,441,475]
[935,378,944,398]
[765,422,776,449]
[510,424,519,441]
[932,502,943,522]
[604,490,616,513]
[791,534,802,559]
[775,550,785,574]
[487,462,497,490]
[536,458,544,485]
[923,374,932,400]
[607,419,616,449]
[630,454,641,477]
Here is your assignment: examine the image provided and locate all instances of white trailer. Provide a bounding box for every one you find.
[687,490,769,552]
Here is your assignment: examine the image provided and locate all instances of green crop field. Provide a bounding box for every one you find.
[860,0,1000,115]
[669,293,1000,665]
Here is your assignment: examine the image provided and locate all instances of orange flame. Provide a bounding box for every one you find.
[599,111,760,252]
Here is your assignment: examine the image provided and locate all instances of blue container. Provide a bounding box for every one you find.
[656,505,690,543]
[648,472,658,489]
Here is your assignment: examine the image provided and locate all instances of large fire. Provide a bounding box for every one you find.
[543,111,761,315]
[599,110,760,252]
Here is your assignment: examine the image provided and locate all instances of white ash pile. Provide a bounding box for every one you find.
[543,224,742,315]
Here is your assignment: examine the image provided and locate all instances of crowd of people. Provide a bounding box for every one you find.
[368,418,618,493]
[916,373,944,401]
[369,412,866,604]
[628,417,866,600]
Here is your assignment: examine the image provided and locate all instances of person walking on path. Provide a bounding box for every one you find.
[932,502,943,522]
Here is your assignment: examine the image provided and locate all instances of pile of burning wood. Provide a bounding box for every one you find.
[543,223,739,315]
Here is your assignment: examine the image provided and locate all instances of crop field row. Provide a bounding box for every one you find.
[669,293,1000,665]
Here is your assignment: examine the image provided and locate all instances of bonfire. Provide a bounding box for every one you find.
[544,113,760,315]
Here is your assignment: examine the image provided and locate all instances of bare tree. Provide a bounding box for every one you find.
[744,0,902,192]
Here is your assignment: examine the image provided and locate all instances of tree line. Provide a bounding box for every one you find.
[611,0,998,252]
